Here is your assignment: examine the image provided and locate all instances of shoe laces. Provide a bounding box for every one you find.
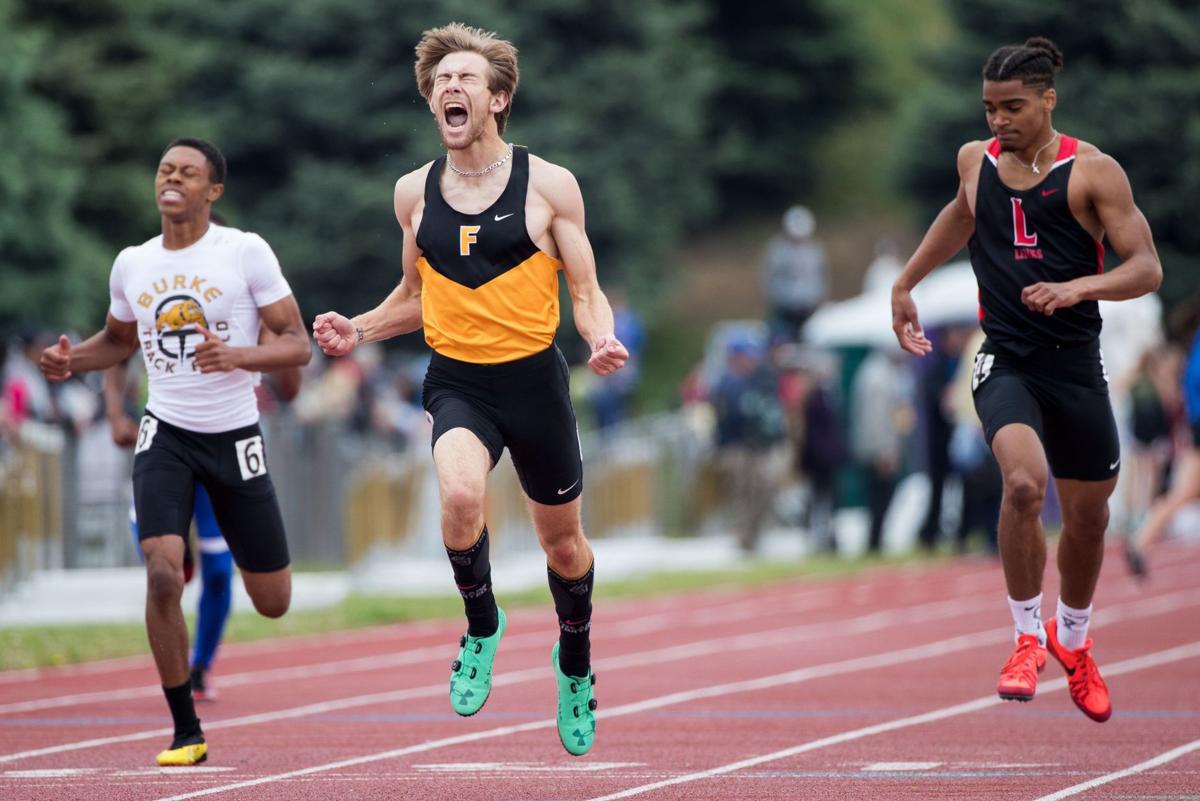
[1002,636,1041,682]
[1069,640,1097,697]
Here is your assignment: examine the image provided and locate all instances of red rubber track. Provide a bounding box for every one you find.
[1,540,1197,801]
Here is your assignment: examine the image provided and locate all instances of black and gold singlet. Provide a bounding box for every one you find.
[415,146,563,363]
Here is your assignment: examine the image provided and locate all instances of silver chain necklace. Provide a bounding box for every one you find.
[1008,130,1060,175]
[446,143,514,177]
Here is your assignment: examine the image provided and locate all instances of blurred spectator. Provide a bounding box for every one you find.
[1127,298,1200,577]
[791,350,845,553]
[850,348,914,553]
[947,329,1001,554]
[1119,349,1176,536]
[762,206,827,343]
[4,328,59,425]
[862,238,904,294]
[590,286,645,431]
[711,335,789,553]
[918,325,973,550]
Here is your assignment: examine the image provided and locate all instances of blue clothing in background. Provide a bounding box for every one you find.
[1186,336,1200,424]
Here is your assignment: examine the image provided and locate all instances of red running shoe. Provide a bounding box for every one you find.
[1045,617,1112,722]
[997,633,1047,702]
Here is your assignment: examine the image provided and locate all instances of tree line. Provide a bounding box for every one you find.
[2,0,1196,334]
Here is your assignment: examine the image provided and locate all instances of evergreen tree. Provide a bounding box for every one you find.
[0,0,106,329]
[705,0,865,213]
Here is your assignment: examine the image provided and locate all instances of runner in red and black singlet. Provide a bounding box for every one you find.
[888,37,1162,725]
[972,134,1104,351]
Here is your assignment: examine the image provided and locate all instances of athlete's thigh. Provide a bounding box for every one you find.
[132,415,197,542]
[200,423,290,573]
[1040,378,1120,482]
[425,390,505,475]
[971,348,1046,449]
[502,355,583,506]
[432,426,494,502]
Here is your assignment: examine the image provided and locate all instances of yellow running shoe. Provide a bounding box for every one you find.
[155,732,207,766]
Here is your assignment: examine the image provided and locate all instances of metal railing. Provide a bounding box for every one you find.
[0,410,734,590]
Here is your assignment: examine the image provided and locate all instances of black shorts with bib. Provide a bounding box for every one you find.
[422,345,583,506]
[971,338,1120,482]
[132,412,290,572]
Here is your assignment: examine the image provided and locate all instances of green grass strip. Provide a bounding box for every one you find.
[0,551,941,671]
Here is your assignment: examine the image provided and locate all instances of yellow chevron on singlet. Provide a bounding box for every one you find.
[417,250,563,363]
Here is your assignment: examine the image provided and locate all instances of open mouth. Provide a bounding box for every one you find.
[443,102,468,130]
[160,189,185,203]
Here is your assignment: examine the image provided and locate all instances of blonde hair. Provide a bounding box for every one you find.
[414,23,520,135]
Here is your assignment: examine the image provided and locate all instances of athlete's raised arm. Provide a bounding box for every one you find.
[1020,155,1161,316]
[40,314,139,381]
[313,170,426,356]
[891,142,984,356]
[542,164,627,376]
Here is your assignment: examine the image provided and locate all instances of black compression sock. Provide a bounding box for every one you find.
[162,680,201,738]
[446,527,499,637]
[548,562,594,677]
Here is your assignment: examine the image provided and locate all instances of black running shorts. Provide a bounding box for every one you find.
[971,338,1120,482]
[1192,420,1200,449]
[132,412,290,572]
[422,345,583,505]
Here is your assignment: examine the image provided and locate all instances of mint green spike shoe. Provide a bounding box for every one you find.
[449,607,506,716]
[552,641,597,756]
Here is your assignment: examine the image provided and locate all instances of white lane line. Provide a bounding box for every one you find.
[583,640,1200,801]
[149,638,1200,801]
[0,589,998,715]
[413,761,643,773]
[0,593,1001,762]
[0,632,542,716]
[863,762,941,771]
[0,555,1008,689]
[8,583,1199,766]
[1030,737,1200,801]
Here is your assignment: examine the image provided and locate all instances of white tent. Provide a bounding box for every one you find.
[804,261,980,348]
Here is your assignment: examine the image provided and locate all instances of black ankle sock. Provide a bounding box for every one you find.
[447,527,498,637]
[548,563,594,677]
[162,680,201,738]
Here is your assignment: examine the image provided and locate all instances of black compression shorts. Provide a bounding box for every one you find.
[971,338,1120,482]
[423,345,583,505]
[131,412,290,572]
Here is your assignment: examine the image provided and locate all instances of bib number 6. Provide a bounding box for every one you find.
[235,435,268,481]
[134,416,159,455]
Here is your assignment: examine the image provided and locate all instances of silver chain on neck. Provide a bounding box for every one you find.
[447,143,514,177]
[1008,130,1060,175]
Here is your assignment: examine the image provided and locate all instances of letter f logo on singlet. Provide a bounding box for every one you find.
[1011,198,1038,247]
[459,225,481,256]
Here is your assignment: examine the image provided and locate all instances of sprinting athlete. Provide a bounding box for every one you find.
[40,137,311,765]
[313,23,627,756]
[105,325,302,701]
[890,37,1162,722]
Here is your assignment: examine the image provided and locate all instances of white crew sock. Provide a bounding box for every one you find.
[1056,598,1092,651]
[1007,594,1045,646]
